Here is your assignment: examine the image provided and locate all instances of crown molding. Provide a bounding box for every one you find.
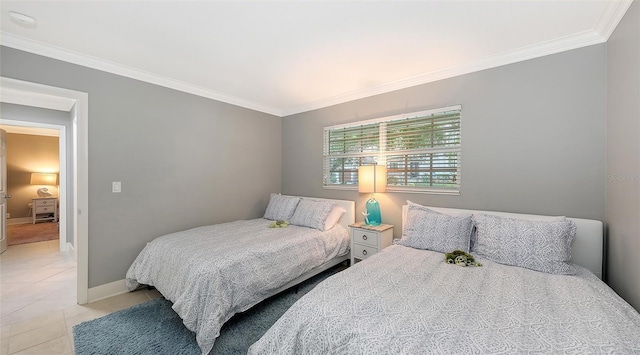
[594,0,633,40]
[1,0,631,119]
[0,33,283,117]
[281,29,608,116]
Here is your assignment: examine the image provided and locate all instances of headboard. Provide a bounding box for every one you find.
[401,205,604,279]
[287,196,355,229]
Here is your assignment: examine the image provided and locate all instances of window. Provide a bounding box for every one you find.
[323,105,461,194]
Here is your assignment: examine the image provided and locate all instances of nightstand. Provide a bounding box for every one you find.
[349,222,394,265]
[32,197,58,224]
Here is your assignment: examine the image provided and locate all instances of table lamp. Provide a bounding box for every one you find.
[30,172,58,197]
[358,163,386,226]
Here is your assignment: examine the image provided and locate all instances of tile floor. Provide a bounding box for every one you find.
[1,239,160,354]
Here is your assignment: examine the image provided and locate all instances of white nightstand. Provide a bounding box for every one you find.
[349,222,394,265]
[32,197,58,224]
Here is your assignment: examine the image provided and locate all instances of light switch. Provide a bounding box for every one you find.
[112,181,122,193]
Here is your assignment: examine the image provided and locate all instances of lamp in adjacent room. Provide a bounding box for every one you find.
[30,172,58,197]
[358,163,387,226]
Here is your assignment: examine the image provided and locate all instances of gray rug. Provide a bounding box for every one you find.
[73,265,343,355]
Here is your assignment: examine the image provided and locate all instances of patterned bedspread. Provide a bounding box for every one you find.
[125,218,350,355]
[249,245,640,354]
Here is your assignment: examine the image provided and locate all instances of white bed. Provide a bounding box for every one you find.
[400,205,604,279]
[125,195,354,355]
[249,204,640,354]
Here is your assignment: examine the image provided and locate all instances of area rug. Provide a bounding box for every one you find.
[73,264,344,355]
[7,222,59,245]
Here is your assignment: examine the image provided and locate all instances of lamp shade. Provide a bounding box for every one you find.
[358,165,387,193]
[30,172,58,185]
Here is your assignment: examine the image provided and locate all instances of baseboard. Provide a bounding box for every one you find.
[61,242,73,252]
[7,218,31,225]
[87,279,129,303]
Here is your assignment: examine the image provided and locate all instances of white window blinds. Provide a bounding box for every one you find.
[323,105,461,194]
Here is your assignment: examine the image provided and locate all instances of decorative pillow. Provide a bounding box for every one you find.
[398,204,473,253]
[263,194,300,221]
[406,201,567,252]
[323,206,346,231]
[471,214,566,251]
[290,199,336,231]
[472,213,577,275]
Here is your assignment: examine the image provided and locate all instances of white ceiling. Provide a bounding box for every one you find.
[0,1,632,117]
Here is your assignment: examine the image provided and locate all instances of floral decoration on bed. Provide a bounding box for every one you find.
[445,250,482,267]
[268,220,289,228]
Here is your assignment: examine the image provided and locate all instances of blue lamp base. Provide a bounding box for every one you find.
[365,196,382,226]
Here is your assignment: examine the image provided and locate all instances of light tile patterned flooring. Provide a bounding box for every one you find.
[1,240,160,354]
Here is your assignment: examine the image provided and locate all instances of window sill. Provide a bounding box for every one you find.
[323,185,460,196]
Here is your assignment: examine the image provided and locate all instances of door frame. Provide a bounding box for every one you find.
[1,129,7,254]
[0,77,89,304]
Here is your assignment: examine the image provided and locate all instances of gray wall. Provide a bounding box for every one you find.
[606,0,640,311]
[1,47,282,287]
[282,44,607,234]
[1,103,75,246]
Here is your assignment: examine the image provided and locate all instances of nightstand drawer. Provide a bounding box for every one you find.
[352,229,379,247]
[352,243,378,260]
[35,206,55,214]
[349,223,394,266]
[35,199,55,207]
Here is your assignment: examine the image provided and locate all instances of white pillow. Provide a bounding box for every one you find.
[472,213,577,275]
[290,199,336,231]
[324,206,346,231]
[263,194,300,221]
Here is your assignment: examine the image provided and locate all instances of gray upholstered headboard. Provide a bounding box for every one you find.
[401,205,604,279]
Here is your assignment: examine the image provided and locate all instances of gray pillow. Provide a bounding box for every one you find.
[263,194,300,221]
[290,199,335,231]
[470,214,566,252]
[472,213,577,274]
[398,204,472,253]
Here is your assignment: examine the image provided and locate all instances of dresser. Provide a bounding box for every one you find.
[349,222,394,265]
[32,197,58,224]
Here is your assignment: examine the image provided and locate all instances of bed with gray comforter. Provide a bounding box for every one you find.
[125,218,350,355]
[249,245,640,354]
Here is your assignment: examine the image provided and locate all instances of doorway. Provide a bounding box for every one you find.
[1,125,65,248]
[0,76,89,304]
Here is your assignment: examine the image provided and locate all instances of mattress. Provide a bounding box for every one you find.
[125,218,350,355]
[249,245,640,354]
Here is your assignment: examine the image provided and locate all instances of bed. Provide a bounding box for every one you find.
[248,202,640,354]
[125,194,354,355]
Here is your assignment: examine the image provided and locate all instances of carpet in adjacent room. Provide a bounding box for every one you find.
[73,264,344,355]
[7,222,59,245]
